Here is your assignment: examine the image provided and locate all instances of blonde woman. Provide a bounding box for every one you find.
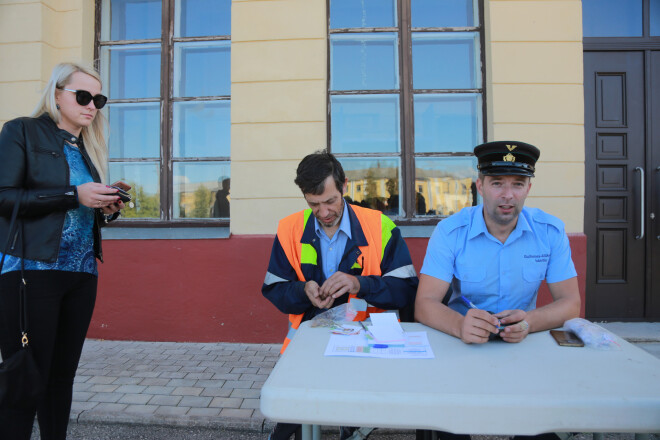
[0,62,126,439]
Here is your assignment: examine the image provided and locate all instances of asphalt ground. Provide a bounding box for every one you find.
[30,424,660,440]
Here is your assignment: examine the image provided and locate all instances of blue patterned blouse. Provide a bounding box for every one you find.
[0,142,98,275]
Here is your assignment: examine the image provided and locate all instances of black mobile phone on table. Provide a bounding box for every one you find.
[550,330,584,347]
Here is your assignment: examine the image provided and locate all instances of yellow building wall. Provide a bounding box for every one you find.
[0,0,95,126]
[0,0,585,235]
[485,0,585,233]
[231,0,327,234]
[232,0,585,235]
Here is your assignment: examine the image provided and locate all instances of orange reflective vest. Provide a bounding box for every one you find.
[277,204,395,353]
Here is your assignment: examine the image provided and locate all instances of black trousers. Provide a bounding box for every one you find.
[0,270,97,440]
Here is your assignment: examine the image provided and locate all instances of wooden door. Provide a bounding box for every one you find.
[584,51,646,319]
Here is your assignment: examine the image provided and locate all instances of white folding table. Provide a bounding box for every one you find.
[260,322,660,439]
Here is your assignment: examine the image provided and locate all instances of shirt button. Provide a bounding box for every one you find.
[71,137,76,142]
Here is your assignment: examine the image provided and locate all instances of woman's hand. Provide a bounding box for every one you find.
[77,182,121,210]
[101,200,124,215]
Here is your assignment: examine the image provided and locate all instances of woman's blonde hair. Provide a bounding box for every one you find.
[31,62,108,182]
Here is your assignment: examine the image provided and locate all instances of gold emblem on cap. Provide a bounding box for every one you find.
[503,153,516,162]
[506,144,517,151]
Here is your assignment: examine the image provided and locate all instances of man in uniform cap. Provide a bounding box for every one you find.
[415,141,580,345]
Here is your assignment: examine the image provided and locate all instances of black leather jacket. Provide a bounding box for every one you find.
[0,113,110,263]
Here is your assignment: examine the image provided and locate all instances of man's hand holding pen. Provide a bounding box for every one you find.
[456,294,531,344]
[460,308,501,344]
[458,295,500,344]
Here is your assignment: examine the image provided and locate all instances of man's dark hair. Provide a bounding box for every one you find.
[294,150,345,195]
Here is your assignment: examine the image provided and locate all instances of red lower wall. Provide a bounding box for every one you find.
[91,233,587,343]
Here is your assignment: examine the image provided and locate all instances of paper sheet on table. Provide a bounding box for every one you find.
[367,313,405,343]
[324,331,434,359]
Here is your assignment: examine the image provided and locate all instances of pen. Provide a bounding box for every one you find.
[459,295,478,310]
[459,295,504,330]
[358,321,373,338]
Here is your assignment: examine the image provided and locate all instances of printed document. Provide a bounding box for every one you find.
[324,327,435,359]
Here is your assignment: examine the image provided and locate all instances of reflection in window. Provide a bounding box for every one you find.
[329,0,483,219]
[331,33,399,91]
[415,157,479,217]
[339,158,400,216]
[412,33,480,90]
[102,44,161,99]
[330,0,396,29]
[652,0,660,36]
[411,0,476,28]
[331,95,400,154]
[174,41,231,97]
[177,0,231,37]
[108,103,161,159]
[100,0,230,221]
[582,0,642,37]
[109,162,161,218]
[104,0,161,41]
[414,94,482,153]
[173,101,230,158]
[173,162,230,219]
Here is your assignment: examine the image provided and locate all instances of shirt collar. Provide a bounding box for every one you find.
[467,204,532,241]
[314,199,352,241]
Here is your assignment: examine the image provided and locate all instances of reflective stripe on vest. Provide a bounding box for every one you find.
[278,205,394,353]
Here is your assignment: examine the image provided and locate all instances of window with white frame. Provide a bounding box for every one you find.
[98,0,231,222]
[329,0,484,220]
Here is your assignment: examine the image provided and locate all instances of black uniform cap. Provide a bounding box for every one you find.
[474,141,540,177]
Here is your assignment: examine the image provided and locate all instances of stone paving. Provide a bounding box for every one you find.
[71,340,281,431]
[66,322,660,433]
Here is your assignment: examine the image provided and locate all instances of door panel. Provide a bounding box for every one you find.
[584,51,646,319]
[649,51,660,319]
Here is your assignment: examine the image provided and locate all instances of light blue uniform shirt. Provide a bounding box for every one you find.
[421,205,577,316]
[315,200,352,279]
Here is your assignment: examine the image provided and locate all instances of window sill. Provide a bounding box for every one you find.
[103,225,433,240]
[399,225,435,238]
[103,227,230,240]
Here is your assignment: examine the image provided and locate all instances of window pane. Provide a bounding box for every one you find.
[173,101,230,158]
[414,94,482,153]
[582,0,642,37]
[339,157,400,216]
[652,0,660,36]
[101,44,161,99]
[109,162,160,218]
[173,41,230,97]
[412,32,480,89]
[176,0,230,37]
[174,162,230,219]
[330,33,399,91]
[330,0,396,29]
[104,0,161,41]
[331,94,400,153]
[107,103,160,158]
[415,157,478,217]
[411,0,476,28]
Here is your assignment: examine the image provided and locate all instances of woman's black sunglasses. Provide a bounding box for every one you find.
[60,88,108,109]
